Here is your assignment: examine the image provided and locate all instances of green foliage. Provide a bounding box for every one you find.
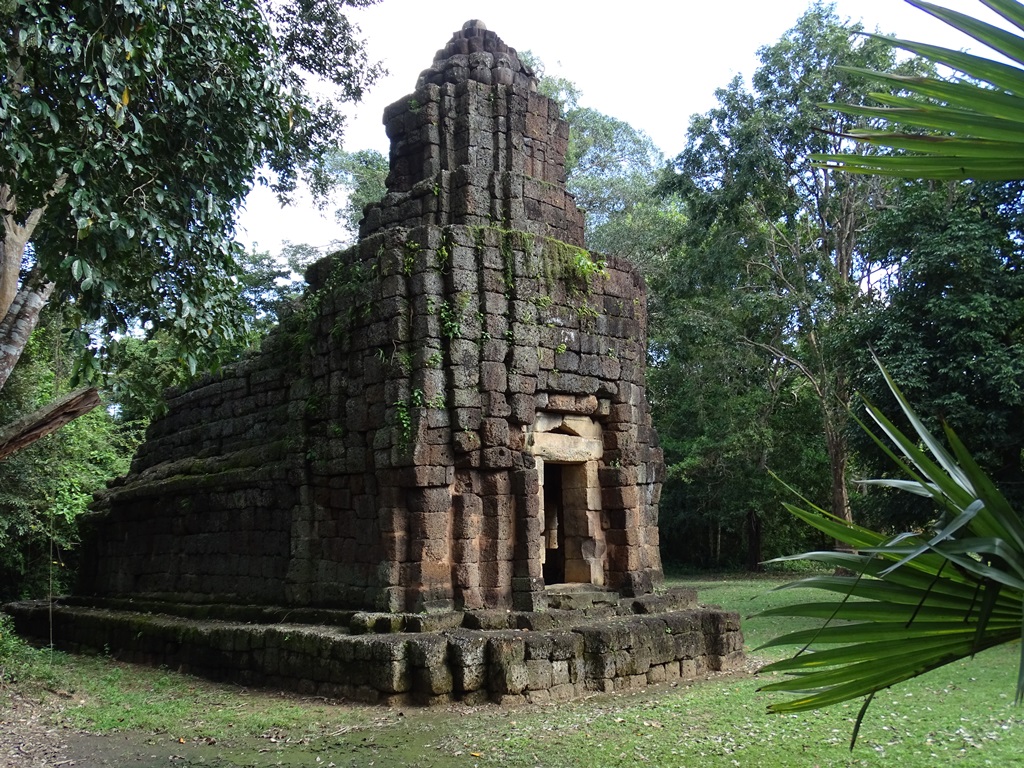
[0,613,42,685]
[564,107,664,241]
[662,2,922,524]
[761,0,1024,746]
[544,241,605,291]
[0,318,136,600]
[518,50,582,114]
[437,292,470,339]
[326,148,389,239]
[853,180,1024,528]
[100,244,317,424]
[393,398,412,446]
[814,0,1024,180]
[648,255,832,568]
[240,243,319,333]
[587,193,687,272]
[0,0,381,388]
[759,361,1024,745]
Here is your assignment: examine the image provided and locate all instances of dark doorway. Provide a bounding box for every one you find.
[543,462,565,584]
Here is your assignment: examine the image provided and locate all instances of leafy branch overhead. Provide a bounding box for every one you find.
[0,0,382,395]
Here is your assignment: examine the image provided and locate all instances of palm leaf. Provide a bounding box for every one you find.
[810,0,1024,180]
[835,66,1024,120]
[985,0,1024,32]
[909,0,1024,63]
[783,6,1024,728]
[759,359,1024,744]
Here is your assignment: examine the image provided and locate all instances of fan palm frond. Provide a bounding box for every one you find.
[757,357,1024,745]
[813,0,1024,179]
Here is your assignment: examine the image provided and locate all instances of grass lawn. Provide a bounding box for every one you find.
[3,575,1021,767]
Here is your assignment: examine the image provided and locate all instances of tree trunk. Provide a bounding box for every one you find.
[0,269,55,392]
[826,426,851,523]
[825,417,855,559]
[0,226,27,324]
[0,386,101,461]
[746,509,763,571]
[0,178,66,394]
[1,178,64,322]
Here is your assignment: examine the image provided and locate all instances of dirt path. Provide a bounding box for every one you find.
[2,690,76,767]
[1,686,447,767]
[1,690,197,768]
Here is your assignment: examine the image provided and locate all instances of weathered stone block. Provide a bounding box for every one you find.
[526,659,553,690]
[480,418,509,447]
[480,362,507,392]
[447,630,487,667]
[482,446,514,468]
[487,633,528,695]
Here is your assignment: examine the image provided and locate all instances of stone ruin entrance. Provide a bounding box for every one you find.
[531,413,605,587]
[5,20,743,704]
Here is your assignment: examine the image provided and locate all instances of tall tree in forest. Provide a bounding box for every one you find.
[854,180,1024,525]
[0,0,382,400]
[663,2,916,524]
[647,251,832,567]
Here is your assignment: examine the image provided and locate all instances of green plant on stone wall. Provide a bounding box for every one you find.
[402,240,420,276]
[439,293,470,339]
[542,239,607,289]
[498,234,515,295]
[438,229,456,274]
[394,399,413,446]
[395,350,413,375]
[574,301,600,332]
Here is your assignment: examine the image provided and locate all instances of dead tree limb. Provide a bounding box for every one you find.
[0,386,101,461]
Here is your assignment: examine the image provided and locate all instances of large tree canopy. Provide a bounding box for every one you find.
[663,2,914,526]
[0,0,381,391]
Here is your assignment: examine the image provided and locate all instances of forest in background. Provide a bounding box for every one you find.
[2,2,1022,599]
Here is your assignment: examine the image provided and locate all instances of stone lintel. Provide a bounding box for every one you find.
[529,432,602,462]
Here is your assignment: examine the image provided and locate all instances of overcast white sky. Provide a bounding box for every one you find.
[236,0,1004,254]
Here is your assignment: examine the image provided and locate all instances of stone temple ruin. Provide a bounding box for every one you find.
[7,21,742,703]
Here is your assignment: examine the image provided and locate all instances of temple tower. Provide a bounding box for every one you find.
[76,21,665,614]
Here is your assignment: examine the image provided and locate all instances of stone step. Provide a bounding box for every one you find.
[3,599,744,706]
[545,585,619,611]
